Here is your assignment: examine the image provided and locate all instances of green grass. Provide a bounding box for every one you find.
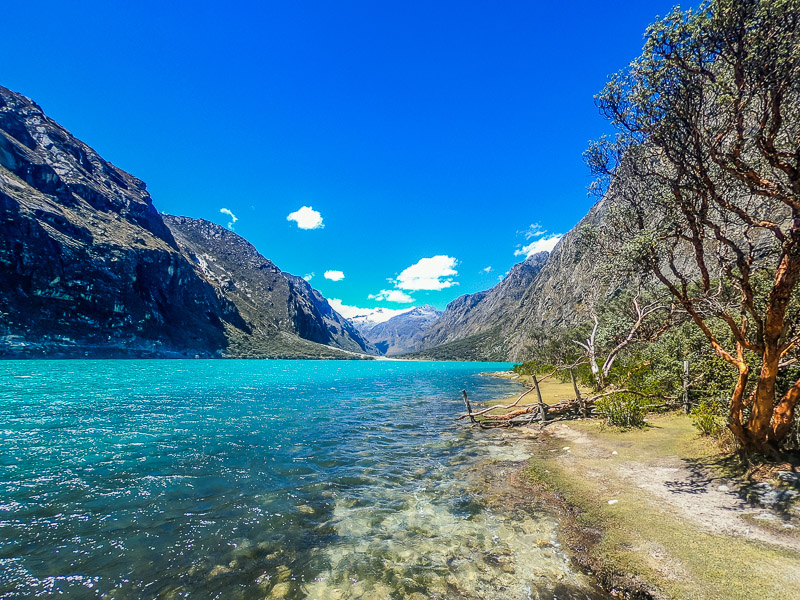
[474,376,590,419]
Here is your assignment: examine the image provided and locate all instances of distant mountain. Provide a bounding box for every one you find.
[0,84,371,359]
[360,305,442,356]
[402,327,510,362]
[340,305,415,333]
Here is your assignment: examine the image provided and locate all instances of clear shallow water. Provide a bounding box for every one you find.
[0,360,603,599]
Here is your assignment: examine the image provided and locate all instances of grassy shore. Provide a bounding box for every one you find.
[522,413,800,600]
[482,371,591,408]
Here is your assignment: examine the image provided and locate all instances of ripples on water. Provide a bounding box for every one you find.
[0,360,603,599]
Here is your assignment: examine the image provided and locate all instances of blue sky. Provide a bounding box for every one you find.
[2,1,683,315]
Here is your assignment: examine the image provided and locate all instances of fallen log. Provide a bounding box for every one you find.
[455,386,538,420]
[458,385,667,428]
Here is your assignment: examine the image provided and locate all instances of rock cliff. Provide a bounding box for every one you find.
[411,251,551,357]
[0,85,371,358]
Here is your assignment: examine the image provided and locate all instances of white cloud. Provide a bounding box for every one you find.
[329,299,414,324]
[220,207,238,230]
[287,206,324,230]
[514,222,562,257]
[324,270,345,281]
[368,289,416,303]
[395,255,458,291]
[303,273,314,281]
[520,223,546,239]
[514,233,563,257]
[482,266,493,273]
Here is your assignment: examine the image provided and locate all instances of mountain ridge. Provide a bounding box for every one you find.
[360,304,442,356]
[164,215,376,357]
[0,84,372,359]
[411,251,551,356]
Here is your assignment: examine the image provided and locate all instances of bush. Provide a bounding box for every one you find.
[596,393,647,428]
[690,399,725,436]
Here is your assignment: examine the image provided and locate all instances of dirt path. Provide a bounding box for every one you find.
[546,422,800,552]
[522,414,800,599]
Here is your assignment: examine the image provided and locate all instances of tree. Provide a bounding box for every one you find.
[586,0,800,452]
[572,290,672,390]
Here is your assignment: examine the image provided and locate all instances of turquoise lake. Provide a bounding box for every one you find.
[0,360,603,599]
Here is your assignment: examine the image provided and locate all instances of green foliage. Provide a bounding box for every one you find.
[511,362,539,376]
[596,393,648,428]
[621,229,658,268]
[690,399,725,436]
[402,327,507,361]
[630,319,739,401]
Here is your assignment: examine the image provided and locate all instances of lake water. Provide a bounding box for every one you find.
[0,360,603,599]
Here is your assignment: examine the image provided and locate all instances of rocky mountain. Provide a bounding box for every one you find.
[409,196,635,362]
[360,305,442,356]
[343,306,415,333]
[0,84,372,359]
[412,251,551,355]
[164,215,376,357]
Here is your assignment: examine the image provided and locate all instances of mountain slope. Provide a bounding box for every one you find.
[504,198,618,359]
[360,305,442,356]
[414,251,550,354]
[409,199,634,361]
[164,215,376,357]
[0,84,371,359]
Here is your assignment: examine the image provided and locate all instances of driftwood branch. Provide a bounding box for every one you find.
[456,386,538,420]
[458,385,673,428]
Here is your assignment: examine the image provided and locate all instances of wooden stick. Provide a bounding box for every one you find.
[461,390,476,424]
[533,374,547,423]
[455,385,537,419]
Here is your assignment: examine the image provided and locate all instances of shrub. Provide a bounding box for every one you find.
[690,400,725,436]
[596,393,647,428]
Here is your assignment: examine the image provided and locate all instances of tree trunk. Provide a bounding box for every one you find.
[570,368,586,418]
[740,248,800,452]
[770,380,800,443]
[728,364,752,447]
[682,360,690,414]
[461,390,475,424]
[746,348,781,446]
[532,374,546,423]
